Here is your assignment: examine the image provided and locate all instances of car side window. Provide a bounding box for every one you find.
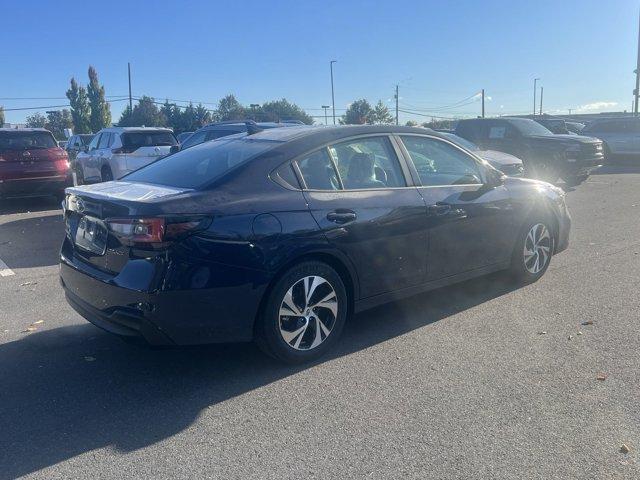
[401,136,482,186]
[180,130,207,149]
[99,133,112,149]
[297,149,340,190]
[328,136,406,189]
[88,134,101,151]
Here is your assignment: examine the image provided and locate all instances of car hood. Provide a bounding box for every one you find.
[477,149,522,166]
[525,134,601,144]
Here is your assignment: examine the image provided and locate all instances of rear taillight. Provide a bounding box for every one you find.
[106,216,210,246]
[112,146,136,154]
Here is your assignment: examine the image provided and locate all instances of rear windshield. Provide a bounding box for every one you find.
[121,131,177,148]
[0,131,57,150]
[124,136,281,188]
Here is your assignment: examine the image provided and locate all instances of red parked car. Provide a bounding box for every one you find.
[0,128,72,200]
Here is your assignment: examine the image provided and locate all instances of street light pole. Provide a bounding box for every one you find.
[539,87,544,115]
[128,62,133,112]
[635,9,640,115]
[533,78,540,116]
[330,60,337,125]
[321,105,330,125]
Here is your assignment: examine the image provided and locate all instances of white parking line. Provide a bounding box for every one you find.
[0,257,15,277]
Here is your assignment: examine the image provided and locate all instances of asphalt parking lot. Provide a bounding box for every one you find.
[1,166,639,479]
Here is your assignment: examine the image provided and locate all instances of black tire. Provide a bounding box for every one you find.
[101,166,113,182]
[509,218,555,284]
[562,174,588,187]
[255,261,348,364]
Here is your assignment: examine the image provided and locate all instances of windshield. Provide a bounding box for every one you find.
[124,136,282,188]
[121,131,177,148]
[442,133,479,151]
[79,134,95,145]
[508,118,553,136]
[0,131,57,150]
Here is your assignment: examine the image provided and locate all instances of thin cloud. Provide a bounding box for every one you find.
[576,101,618,112]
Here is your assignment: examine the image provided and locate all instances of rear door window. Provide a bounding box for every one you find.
[297,149,340,190]
[328,136,406,189]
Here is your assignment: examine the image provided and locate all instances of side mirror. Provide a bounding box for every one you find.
[170,145,180,154]
[83,146,89,153]
[485,166,505,187]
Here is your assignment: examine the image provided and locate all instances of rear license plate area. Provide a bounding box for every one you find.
[75,216,108,255]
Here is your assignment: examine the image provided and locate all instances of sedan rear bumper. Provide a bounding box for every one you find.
[59,245,269,345]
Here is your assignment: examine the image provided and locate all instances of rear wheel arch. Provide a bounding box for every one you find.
[253,250,358,338]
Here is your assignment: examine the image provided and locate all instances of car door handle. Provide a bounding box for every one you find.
[427,203,452,216]
[327,210,357,223]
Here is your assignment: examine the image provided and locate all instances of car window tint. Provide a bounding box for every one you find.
[297,149,340,190]
[274,162,300,189]
[97,133,111,149]
[121,131,177,147]
[206,129,244,141]
[88,134,101,150]
[180,130,207,149]
[328,136,405,189]
[124,137,279,189]
[401,136,482,186]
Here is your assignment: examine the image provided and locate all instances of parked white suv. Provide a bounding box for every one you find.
[75,127,177,184]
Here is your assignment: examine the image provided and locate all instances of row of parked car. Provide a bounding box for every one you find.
[0,115,638,201]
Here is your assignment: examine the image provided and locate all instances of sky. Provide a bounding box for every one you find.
[1,0,638,125]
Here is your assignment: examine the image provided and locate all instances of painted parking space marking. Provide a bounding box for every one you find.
[0,257,15,277]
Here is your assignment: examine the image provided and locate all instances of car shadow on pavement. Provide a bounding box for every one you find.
[592,164,640,175]
[0,213,63,269]
[0,196,61,215]
[0,272,517,478]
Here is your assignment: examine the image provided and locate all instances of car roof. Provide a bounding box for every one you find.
[0,128,52,133]
[99,127,174,133]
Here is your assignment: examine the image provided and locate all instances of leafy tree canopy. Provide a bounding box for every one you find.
[216,94,245,121]
[118,96,165,127]
[340,99,372,125]
[66,77,91,134]
[87,66,111,132]
[25,112,47,128]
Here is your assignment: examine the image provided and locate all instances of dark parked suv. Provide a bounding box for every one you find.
[0,128,71,199]
[455,118,603,186]
[179,120,303,150]
[61,125,570,364]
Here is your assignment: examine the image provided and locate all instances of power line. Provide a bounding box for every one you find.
[2,98,130,112]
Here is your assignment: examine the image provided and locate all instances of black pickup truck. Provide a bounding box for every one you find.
[455,117,603,186]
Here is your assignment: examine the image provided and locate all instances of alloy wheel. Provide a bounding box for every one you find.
[523,223,552,274]
[278,275,338,351]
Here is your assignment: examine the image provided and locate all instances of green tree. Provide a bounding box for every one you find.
[340,99,372,125]
[46,109,74,139]
[258,98,313,124]
[405,120,418,127]
[25,112,47,128]
[0,106,4,126]
[118,96,166,127]
[178,103,198,132]
[216,94,245,121]
[87,66,111,132]
[370,100,394,125]
[161,100,182,131]
[66,78,91,133]
[194,103,212,128]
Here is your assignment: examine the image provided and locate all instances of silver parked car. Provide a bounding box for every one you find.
[75,127,177,184]
[581,117,640,159]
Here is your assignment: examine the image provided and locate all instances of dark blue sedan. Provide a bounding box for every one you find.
[60,125,570,363]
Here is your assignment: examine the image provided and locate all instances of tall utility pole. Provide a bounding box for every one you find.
[568,108,572,115]
[533,78,540,116]
[635,9,640,115]
[539,87,544,115]
[321,105,330,125]
[127,63,133,112]
[330,60,337,125]
[395,85,399,125]
[481,89,485,118]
